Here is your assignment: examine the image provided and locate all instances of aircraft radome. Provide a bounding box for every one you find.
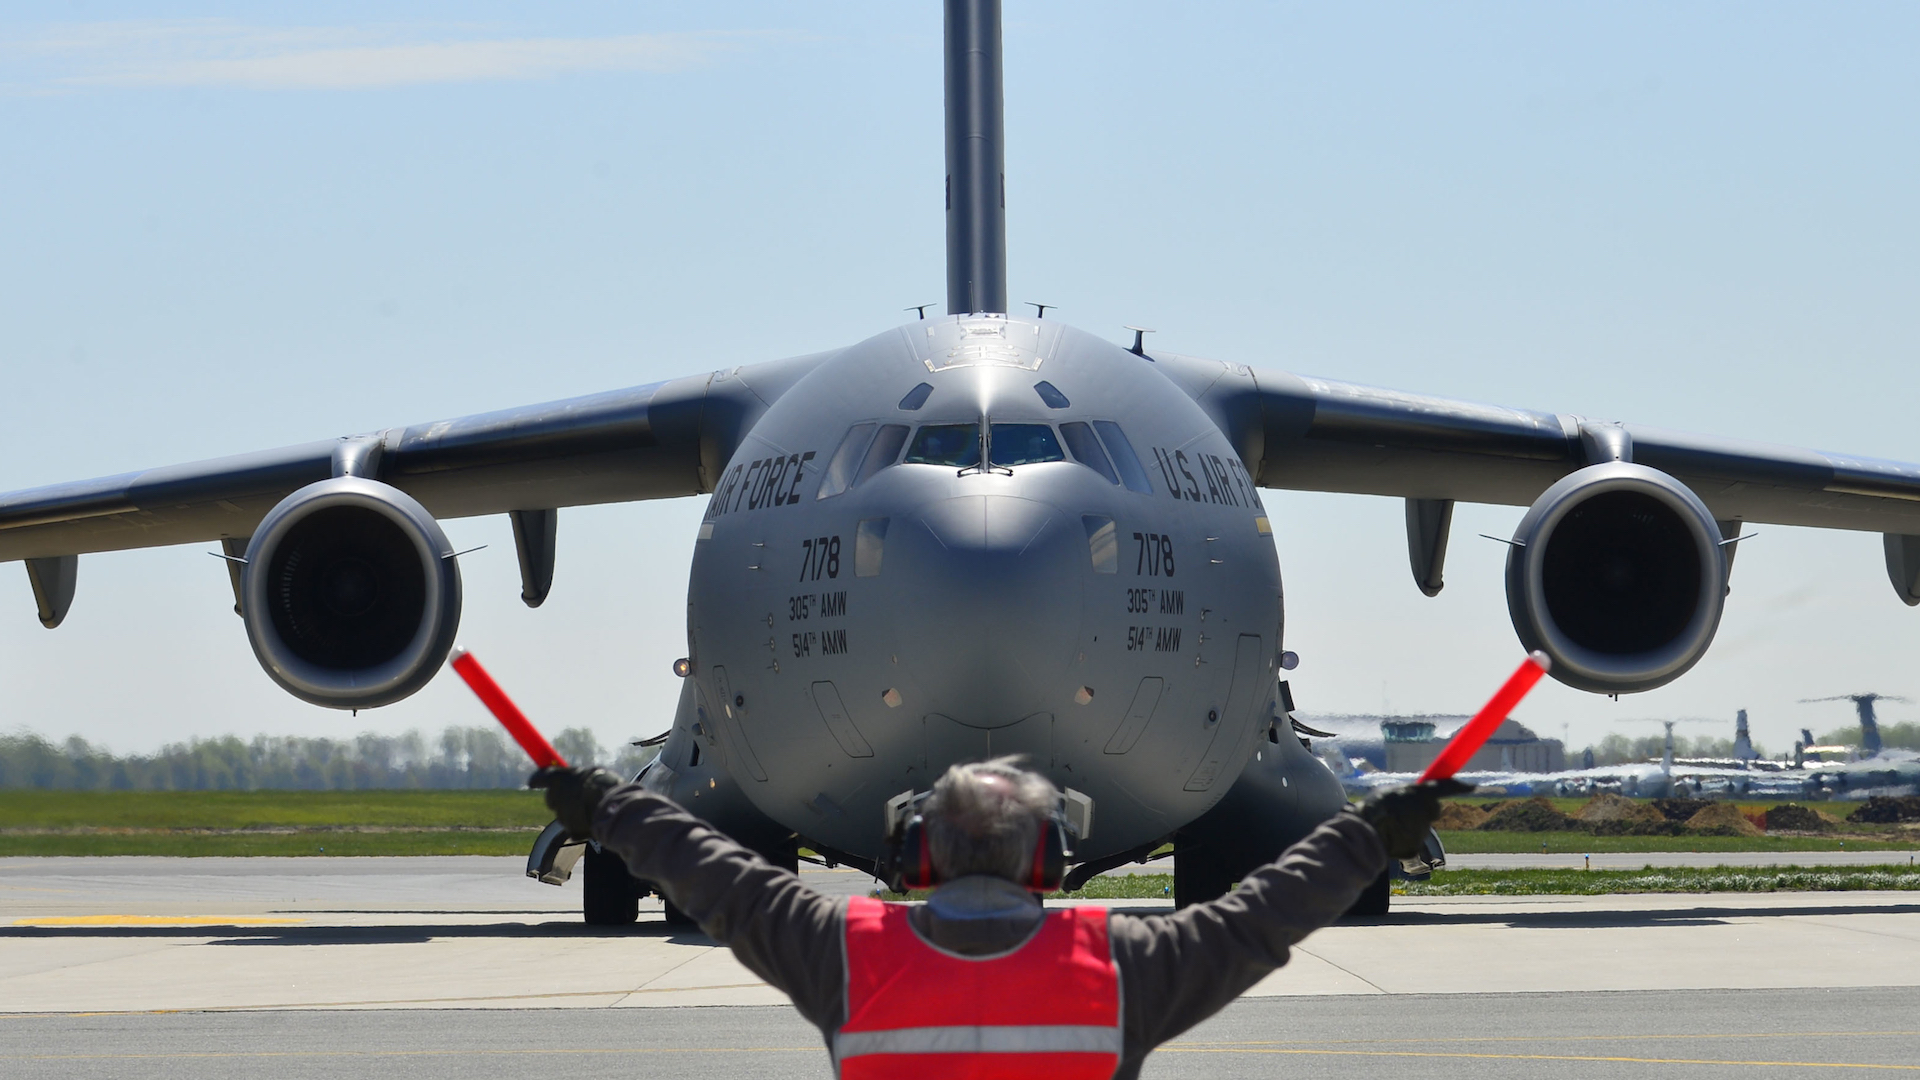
[6,2,1920,921]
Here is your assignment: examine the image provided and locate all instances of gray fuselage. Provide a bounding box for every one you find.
[678,314,1293,862]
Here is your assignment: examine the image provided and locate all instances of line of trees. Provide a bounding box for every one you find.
[1582,723,1920,767]
[1587,733,1750,766]
[1818,722,1920,752]
[0,727,658,791]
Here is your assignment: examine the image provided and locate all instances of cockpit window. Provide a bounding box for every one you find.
[903,424,981,468]
[816,422,878,500]
[989,423,1065,467]
[899,383,935,411]
[1093,421,1154,494]
[856,424,912,484]
[1032,381,1070,409]
[1059,421,1120,485]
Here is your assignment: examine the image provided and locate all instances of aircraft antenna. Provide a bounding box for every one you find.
[945,0,1008,315]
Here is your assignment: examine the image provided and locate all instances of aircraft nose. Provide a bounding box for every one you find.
[887,494,1084,729]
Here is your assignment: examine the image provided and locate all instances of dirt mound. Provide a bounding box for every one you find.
[1587,817,1687,837]
[1576,794,1665,826]
[1477,796,1579,832]
[1652,797,1713,822]
[1847,796,1920,824]
[1578,795,1677,835]
[1765,803,1831,832]
[1684,802,1763,837]
[1435,802,1490,829]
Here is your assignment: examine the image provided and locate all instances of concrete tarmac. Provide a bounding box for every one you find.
[3,857,1918,1076]
[3,990,1917,1079]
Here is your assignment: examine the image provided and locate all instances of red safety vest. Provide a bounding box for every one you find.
[836,895,1122,1080]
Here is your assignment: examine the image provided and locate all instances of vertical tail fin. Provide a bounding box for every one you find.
[1733,709,1756,761]
[1857,697,1883,757]
[944,0,1008,315]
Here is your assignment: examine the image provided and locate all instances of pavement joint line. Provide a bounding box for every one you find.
[1155,1047,1920,1069]
[0,982,775,1016]
[1799,918,1920,946]
[617,944,723,1003]
[1288,945,1387,994]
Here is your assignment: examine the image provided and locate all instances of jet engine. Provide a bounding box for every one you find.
[241,477,462,709]
[1505,462,1726,694]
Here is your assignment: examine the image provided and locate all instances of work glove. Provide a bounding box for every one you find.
[529,765,624,840]
[1353,779,1474,859]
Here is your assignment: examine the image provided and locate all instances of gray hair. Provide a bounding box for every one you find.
[922,756,1059,883]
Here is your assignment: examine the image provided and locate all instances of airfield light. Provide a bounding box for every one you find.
[1418,651,1552,783]
[448,648,567,769]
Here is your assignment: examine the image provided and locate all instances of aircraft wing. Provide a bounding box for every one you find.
[1164,355,1920,535]
[0,351,830,564]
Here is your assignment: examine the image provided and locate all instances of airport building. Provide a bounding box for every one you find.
[1382,717,1566,774]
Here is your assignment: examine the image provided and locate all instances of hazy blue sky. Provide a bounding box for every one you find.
[2,2,1917,760]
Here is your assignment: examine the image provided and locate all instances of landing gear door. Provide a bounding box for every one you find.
[526,821,586,886]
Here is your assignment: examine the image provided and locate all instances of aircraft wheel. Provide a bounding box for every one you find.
[582,844,641,926]
[1173,844,1235,908]
[1343,870,1390,919]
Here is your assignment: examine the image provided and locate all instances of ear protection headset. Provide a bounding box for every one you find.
[880,789,1074,894]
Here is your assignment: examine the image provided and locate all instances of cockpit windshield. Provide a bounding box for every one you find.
[989,424,1065,467]
[903,423,981,468]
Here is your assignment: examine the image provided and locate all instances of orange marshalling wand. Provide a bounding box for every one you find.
[448,648,567,769]
[1418,651,1552,783]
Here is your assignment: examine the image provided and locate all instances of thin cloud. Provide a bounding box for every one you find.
[11,19,783,91]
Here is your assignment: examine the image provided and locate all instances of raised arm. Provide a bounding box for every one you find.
[592,786,849,1031]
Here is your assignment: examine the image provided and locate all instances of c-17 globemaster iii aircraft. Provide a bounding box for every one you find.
[9,1,1920,920]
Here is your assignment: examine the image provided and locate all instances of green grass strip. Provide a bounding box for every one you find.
[1403,865,1920,895]
[1435,829,1920,854]
[0,789,550,830]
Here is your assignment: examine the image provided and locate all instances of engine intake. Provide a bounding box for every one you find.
[1505,462,1726,694]
[242,477,461,709]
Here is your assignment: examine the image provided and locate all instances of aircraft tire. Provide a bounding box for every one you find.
[582,844,641,926]
[1173,844,1235,908]
[1343,870,1390,919]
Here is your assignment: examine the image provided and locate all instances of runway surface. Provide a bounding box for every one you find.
[4,990,1917,1079]
[3,857,1918,1076]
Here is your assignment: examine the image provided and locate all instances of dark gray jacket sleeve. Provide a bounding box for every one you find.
[591,785,847,1032]
[1108,810,1387,1054]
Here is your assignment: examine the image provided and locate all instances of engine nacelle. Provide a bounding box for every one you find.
[1505,462,1726,694]
[241,477,462,709]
